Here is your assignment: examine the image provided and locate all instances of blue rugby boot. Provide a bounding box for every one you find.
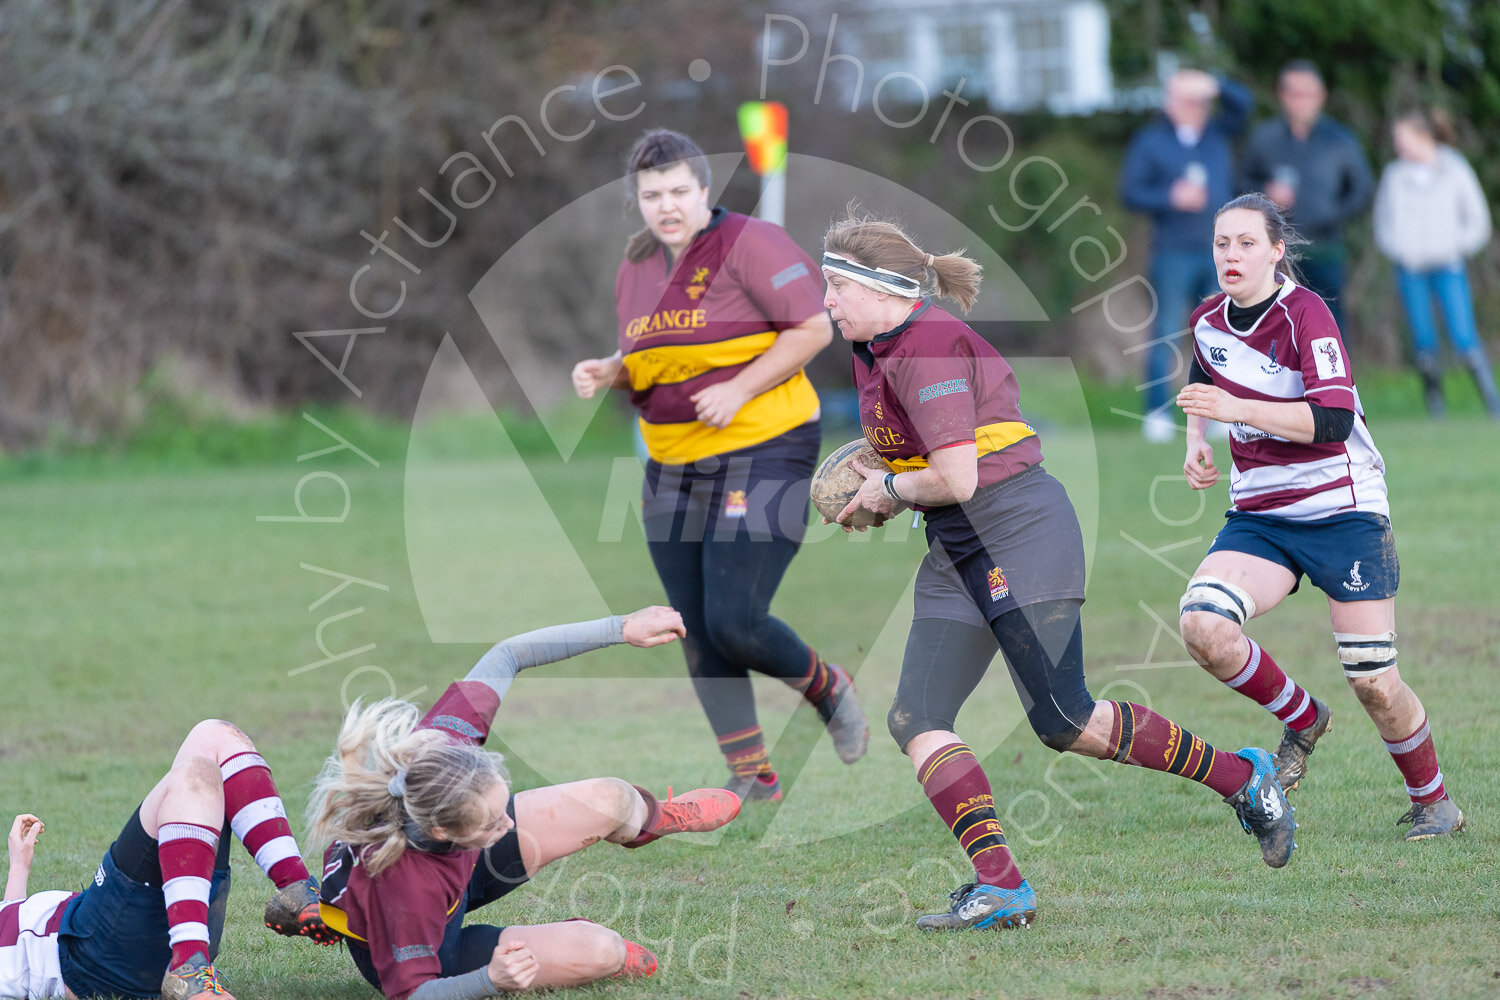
[1225,747,1297,868]
[916,880,1037,931]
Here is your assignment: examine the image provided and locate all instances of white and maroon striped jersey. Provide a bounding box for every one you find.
[0,891,74,998]
[1189,278,1389,521]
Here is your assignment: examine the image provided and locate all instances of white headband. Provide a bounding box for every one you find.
[821,252,923,298]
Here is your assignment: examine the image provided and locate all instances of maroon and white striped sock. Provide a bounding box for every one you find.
[1223,639,1319,730]
[1384,715,1446,804]
[221,751,308,888]
[158,821,218,968]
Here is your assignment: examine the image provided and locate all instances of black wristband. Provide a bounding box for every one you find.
[883,472,904,502]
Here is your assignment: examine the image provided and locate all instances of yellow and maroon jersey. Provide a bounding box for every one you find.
[852,302,1043,506]
[615,208,824,464]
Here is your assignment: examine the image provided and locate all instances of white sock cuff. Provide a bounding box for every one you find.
[158,823,219,851]
[1384,717,1431,756]
[220,751,269,782]
[1225,640,1262,689]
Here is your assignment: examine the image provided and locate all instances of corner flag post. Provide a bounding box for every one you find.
[737,101,788,227]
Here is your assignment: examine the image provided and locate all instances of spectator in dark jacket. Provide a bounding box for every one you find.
[1120,69,1252,441]
[1240,61,1375,331]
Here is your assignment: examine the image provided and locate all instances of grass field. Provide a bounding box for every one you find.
[2,394,1497,1000]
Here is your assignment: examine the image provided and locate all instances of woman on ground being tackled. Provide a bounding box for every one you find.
[1174,192,1463,840]
[571,128,868,801]
[820,209,1294,933]
[308,605,742,999]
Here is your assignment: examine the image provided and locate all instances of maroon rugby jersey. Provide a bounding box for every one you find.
[1189,278,1387,520]
[320,682,501,1000]
[852,302,1042,508]
[615,208,824,464]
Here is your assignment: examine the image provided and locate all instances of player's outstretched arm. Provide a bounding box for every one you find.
[621,605,686,647]
[463,607,684,699]
[5,814,43,901]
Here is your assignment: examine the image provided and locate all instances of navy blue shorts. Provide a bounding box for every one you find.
[348,794,528,991]
[1208,510,1399,601]
[642,419,819,544]
[58,811,232,999]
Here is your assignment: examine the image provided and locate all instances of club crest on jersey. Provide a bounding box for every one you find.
[987,566,1010,601]
[1312,337,1344,379]
[1260,340,1286,374]
[1342,560,1370,593]
[724,489,748,518]
[1208,345,1229,367]
[686,266,710,301]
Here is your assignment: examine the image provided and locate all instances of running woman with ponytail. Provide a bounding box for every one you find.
[308,606,742,998]
[820,210,1295,932]
[1173,193,1463,839]
[2,720,330,1000]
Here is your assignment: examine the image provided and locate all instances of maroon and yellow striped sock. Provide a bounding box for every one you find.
[1106,702,1251,797]
[918,742,1023,890]
[718,725,773,779]
[798,651,837,705]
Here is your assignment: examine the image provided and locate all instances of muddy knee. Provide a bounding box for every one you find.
[1179,577,1256,664]
[1348,675,1392,712]
[887,702,940,751]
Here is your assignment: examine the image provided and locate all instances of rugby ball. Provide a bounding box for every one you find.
[810,438,894,527]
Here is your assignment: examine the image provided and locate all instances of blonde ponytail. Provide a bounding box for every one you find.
[307,699,508,876]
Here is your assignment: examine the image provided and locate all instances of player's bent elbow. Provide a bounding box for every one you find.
[936,468,978,505]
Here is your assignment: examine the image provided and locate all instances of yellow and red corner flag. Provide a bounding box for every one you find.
[737,101,788,176]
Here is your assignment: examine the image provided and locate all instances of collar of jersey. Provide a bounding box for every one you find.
[873,299,929,344]
[852,300,929,368]
[662,206,728,269]
[1220,278,1292,335]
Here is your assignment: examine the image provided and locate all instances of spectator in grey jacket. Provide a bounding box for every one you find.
[1373,109,1500,417]
[1241,61,1374,330]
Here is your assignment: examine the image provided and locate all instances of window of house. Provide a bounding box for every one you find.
[1013,6,1070,109]
[936,20,989,89]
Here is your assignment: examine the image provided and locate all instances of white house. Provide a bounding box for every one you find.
[840,0,1113,114]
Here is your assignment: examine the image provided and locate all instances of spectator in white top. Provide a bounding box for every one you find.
[1373,108,1499,417]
